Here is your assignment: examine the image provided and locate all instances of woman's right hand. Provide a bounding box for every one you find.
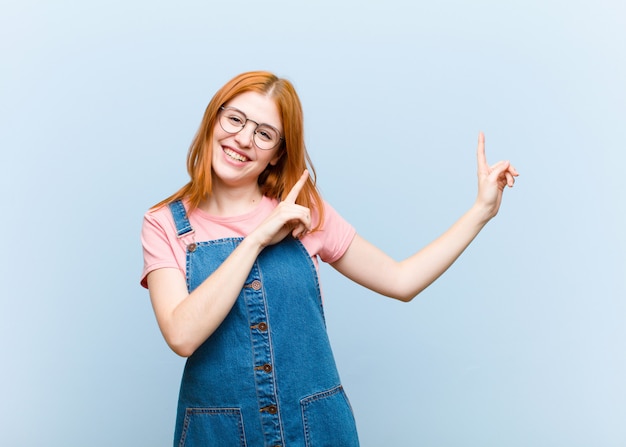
[249,170,312,248]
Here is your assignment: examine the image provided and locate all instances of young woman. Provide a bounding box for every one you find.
[140,71,518,446]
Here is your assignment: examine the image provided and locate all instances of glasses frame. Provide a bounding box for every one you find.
[218,106,284,150]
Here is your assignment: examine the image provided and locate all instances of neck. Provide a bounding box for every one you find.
[200,183,263,216]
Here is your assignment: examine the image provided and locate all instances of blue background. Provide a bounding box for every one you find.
[1,0,624,445]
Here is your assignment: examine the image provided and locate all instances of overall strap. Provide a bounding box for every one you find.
[168,200,194,238]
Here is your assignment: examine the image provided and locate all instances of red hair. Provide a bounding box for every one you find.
[152,71,325,230]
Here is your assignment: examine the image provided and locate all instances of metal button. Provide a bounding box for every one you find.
[260,405,278,414]
[255,363,272,373]
[250,322,268,331]
[187,242,197,252]
[250,279,261,290]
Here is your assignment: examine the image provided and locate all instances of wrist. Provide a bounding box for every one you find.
[240,232,267,254]
[470,200,496,225]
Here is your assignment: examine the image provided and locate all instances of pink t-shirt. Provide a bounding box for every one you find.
[140,196,356,288]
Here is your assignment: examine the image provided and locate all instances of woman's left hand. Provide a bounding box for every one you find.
[475,132,519,219]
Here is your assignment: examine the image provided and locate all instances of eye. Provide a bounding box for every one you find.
[256,126,278,142]
[227,114,245,126]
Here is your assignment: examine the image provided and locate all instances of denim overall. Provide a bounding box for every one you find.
[169,200,360,447]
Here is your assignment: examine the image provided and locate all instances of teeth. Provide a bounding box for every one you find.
[224,148,248,162]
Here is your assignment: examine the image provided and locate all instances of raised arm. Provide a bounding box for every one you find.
[331,133,518,302]
[147,171,313,357]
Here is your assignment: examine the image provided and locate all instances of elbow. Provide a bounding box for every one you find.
[169,343,195,358]
[384,272,425,303]
[158,313,217,358]
[392,286,425,303]
[385,289,416,303]
[395,293,417,303]
[164,332,200,358]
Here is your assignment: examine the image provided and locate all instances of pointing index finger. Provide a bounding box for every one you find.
[476,131,488,172]
[284,170,309,203]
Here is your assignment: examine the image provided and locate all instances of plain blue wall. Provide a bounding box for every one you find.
[1,0,624,445]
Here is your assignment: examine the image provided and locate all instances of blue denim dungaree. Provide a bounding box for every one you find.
[169,200,360,447]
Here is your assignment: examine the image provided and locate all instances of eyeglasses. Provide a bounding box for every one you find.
[219,106,284,150]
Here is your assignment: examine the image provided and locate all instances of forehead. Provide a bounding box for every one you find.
[225,91,282,130]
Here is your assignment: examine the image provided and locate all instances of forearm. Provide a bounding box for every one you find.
[333,133,517,302]
[395,202,492,300]
[149,235,265,357]
[331,201,493,302]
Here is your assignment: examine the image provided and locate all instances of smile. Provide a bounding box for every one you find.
[223,148,249,162]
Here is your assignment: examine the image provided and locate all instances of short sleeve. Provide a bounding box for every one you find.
[301,200,356,264]
[140,207,186,288]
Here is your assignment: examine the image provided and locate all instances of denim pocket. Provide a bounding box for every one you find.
[301,385,360,447]
[177,407,246,447]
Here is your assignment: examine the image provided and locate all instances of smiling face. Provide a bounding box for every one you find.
[211,91,284,192]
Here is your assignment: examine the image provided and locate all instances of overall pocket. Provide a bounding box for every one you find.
[177,407,246,447]
[300,385,360,447]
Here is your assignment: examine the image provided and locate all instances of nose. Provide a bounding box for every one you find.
[234,121,256,148]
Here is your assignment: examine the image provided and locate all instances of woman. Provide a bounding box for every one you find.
[140,71,518,446]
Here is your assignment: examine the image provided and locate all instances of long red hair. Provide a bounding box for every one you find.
[152,71,324,230]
